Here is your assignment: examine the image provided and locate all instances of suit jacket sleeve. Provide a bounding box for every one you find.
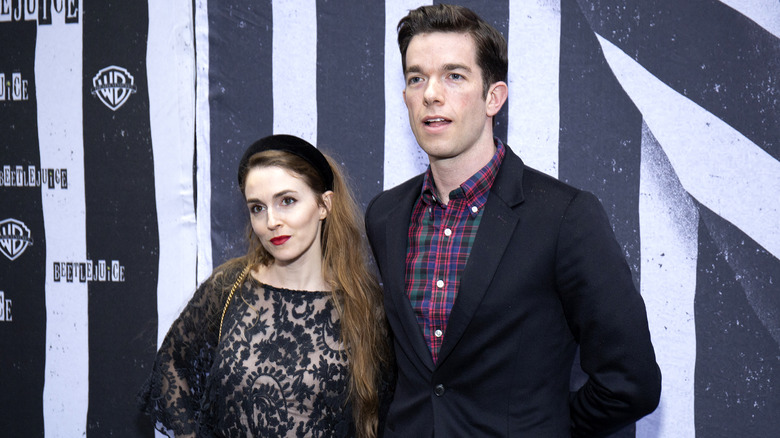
[557,191,661,437]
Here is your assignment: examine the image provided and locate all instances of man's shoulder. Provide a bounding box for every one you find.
[368,174,424,212]
[523,165,579,196]
[497,148,582,206]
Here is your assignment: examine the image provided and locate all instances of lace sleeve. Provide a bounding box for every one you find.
[138,271,226,437]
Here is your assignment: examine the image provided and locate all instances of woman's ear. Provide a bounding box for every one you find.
[320,191,334,220]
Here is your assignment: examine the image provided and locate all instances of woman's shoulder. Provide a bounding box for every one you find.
[207,258,250,284]
[184,258,250,310]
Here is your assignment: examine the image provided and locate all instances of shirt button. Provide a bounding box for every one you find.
[434,329,443,338]
[434,384,445,396]
[471,206,478,213]
[444,228,452,237]
[436,280,444,288]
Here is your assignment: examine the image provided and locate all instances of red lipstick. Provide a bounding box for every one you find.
[270,236,290,246]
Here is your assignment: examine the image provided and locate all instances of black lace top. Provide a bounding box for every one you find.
[139,265,352,437]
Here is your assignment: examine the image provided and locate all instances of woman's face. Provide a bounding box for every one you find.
[244,166,331,267]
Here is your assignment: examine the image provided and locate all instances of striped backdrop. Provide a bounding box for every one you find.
[0,0,777,436]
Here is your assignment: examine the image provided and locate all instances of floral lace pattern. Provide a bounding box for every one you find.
[139,266,352,437]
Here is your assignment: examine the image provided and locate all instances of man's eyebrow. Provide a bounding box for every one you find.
[443,63,471,72]
[405,63,472,75]
[405,65,423,75]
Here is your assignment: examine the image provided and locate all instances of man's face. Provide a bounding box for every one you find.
[403,32,494,164]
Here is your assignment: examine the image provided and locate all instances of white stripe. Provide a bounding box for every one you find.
[598,35,780,258]
[719,0,780,38]
[36,10,88,438]
[383,0,431,190]
[507,0,561,177]
[273,0,318,143]
[196,0,213,283]
[636,122,698,438]
[148,0,198,346]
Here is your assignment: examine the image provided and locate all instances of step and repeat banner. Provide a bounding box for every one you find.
[1,0,778,436]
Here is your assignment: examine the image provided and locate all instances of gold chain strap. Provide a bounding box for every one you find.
[218,264,252,342]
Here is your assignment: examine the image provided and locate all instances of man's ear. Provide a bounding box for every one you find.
[486,81,508,117]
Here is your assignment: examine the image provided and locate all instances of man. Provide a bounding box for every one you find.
[365,4,661,437]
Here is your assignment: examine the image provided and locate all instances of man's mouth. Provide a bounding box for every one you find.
[270,236,291,246]
[424,117,451,126]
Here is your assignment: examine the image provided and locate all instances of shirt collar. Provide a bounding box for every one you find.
[420,138,506,214]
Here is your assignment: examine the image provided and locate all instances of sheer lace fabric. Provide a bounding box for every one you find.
[139,266,352,437]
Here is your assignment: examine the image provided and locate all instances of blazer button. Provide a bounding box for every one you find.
[434,384,445,397]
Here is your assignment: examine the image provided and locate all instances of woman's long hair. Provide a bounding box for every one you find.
[238,149,389,438]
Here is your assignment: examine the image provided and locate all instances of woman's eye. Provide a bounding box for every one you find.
[281,197,296,206]
[250,205,265,214]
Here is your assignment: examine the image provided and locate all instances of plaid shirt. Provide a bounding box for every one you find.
[405,139,505,363]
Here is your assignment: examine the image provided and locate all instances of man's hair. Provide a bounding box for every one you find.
[397,4,508,97]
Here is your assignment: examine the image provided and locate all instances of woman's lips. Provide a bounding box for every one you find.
[270,236,290,246]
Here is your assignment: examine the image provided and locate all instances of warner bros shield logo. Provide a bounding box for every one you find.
[0,219,33,261]
[91,66,137,111]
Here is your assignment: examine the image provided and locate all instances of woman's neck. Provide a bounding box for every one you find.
[252,260,330,292]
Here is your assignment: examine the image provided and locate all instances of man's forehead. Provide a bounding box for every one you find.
[404,32,478,68]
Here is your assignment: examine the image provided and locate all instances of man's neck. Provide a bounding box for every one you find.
[429,138,496,205]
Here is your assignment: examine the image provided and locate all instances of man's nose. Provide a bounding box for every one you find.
[423,79,442,106]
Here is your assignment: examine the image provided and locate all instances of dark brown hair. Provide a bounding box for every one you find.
[397,4,508,97]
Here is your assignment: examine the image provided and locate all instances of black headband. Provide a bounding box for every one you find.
[237,134,334,191]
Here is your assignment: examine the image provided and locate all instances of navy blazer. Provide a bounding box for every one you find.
[365,145,661,437]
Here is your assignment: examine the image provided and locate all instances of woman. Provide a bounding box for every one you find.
[140,134,390,437]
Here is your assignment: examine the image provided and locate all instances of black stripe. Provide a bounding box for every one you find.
[82,2,158,436]
[559,0,643,290]
[694,206,780,436]
[576,0,780,160]
[315,0,385,210]
[699,209,780,349]
[208,0,274,267]
[559,3,642,435]
[0,19,45,438]
[440,0,510,143]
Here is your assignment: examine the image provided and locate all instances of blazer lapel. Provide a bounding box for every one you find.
[436,148,526,366]
[383,177,436,371]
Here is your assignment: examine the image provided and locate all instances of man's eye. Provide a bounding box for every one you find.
[449,73,463,80]
[407,76,422,85]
